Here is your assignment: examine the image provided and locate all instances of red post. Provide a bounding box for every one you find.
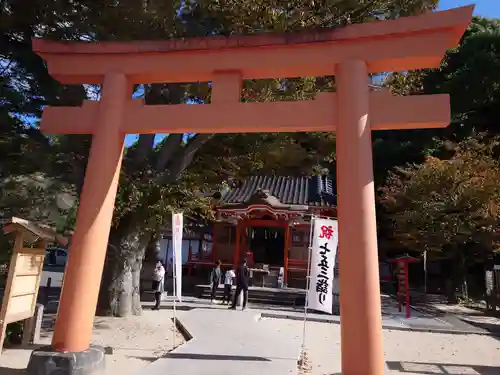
[284,225,290,285]
[188,244,193,277]
[188,245,193,261]
[241,220,247,254]
[397,263,402,312]
[234,222,241,267]
[405,261,411,318]
[212,223,218,262]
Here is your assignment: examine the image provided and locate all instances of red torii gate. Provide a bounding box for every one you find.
[391,255,420,319]
[30,6,473,375]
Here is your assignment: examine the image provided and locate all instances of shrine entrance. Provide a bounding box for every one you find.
[248,225,285,266]
[32,6,473,375]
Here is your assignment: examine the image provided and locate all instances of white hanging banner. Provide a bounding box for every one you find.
[172,212,183,302]
[307,218,339,314]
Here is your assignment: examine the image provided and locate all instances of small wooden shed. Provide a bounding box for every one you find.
[0,217,68,350]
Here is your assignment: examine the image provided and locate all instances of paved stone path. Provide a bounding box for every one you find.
[141,296,500,375]
[144,308,302,375]
[147,294,494,335]
[261,309,489,335]
[261,296,500,336]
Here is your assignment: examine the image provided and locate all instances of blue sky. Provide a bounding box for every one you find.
[438,0,499,18]
[125,133,166,147]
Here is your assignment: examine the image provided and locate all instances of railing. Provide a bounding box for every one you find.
[189,252,212,262]
[287,259,308,271]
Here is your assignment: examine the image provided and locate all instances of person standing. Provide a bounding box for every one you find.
[222,267,236,305]
[152,259,165,310]
[230,259,250,310]
[210,260,222,303]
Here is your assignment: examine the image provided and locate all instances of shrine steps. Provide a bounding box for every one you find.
[195,285,307,307]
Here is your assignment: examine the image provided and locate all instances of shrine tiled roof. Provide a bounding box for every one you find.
[219,176,336,207]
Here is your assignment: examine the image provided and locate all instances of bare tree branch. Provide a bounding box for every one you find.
[157,133,213,184]
[155,134,183,172]
[124,134,155,172]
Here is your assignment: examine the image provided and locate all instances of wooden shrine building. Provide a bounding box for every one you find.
[188,175,336,287]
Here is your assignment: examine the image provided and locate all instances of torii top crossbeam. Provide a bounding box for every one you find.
[32,6,473,136]
[33,6,473,85]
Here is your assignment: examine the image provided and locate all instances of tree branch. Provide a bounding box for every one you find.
[156,134,213,185]
[155,134,183,172]
[126,134,155,172]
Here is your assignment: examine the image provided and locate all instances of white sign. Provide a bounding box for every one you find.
[307,218,338,314]
[172,212,183,302]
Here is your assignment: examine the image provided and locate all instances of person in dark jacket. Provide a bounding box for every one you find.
[230,259,250,310]
[210,260,222,303]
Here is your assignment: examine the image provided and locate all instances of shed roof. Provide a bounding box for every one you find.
[2,217,68,246]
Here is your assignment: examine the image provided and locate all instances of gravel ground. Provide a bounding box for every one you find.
[91,310,185,374]
[0,310,185,375]
[260,318,500,375]
[1,308,499,375]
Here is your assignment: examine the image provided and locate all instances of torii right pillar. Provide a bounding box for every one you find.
[336,59,385,374]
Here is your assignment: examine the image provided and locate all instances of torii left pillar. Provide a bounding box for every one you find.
[27,72,130,373]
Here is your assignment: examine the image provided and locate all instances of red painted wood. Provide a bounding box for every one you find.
[234,222,241,266]
[284,225,291,284]
[212,223,218,262]
[244,219,289,227]
[405,262,410,318]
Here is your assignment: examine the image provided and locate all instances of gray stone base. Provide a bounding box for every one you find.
[26,345,105,375]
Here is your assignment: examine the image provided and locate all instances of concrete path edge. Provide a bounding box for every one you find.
[260,312,500,337]
[172,317,193,341]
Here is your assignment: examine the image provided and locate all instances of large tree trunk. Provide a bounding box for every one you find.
[96,227,150,317]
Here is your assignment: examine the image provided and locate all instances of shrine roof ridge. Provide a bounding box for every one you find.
[218,175,336,208]
[32,5,474,55]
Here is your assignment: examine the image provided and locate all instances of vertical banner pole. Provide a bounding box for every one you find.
[301,215,315,354]
[172,254,177,350]
[172,221,177,350]
[405,261,410,319]
[171,212,184,350]
[423,249,428,294]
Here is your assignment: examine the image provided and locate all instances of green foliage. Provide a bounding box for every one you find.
[0,174,68,221]
[113,168,214,234]
[190,132,336,183]
[386,17,500,139]
[377,16,500,190]
[380,135,500,259]
[421,17,500,137]
[0,234,13,271]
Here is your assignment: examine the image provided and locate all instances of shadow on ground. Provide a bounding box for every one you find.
[458,318,500,335]
[142,304,194,312]
[0,367,26,375]
[131,353,272,362]
[147,299,340,317]
[386,361,500,375]
[127,356,157,363]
